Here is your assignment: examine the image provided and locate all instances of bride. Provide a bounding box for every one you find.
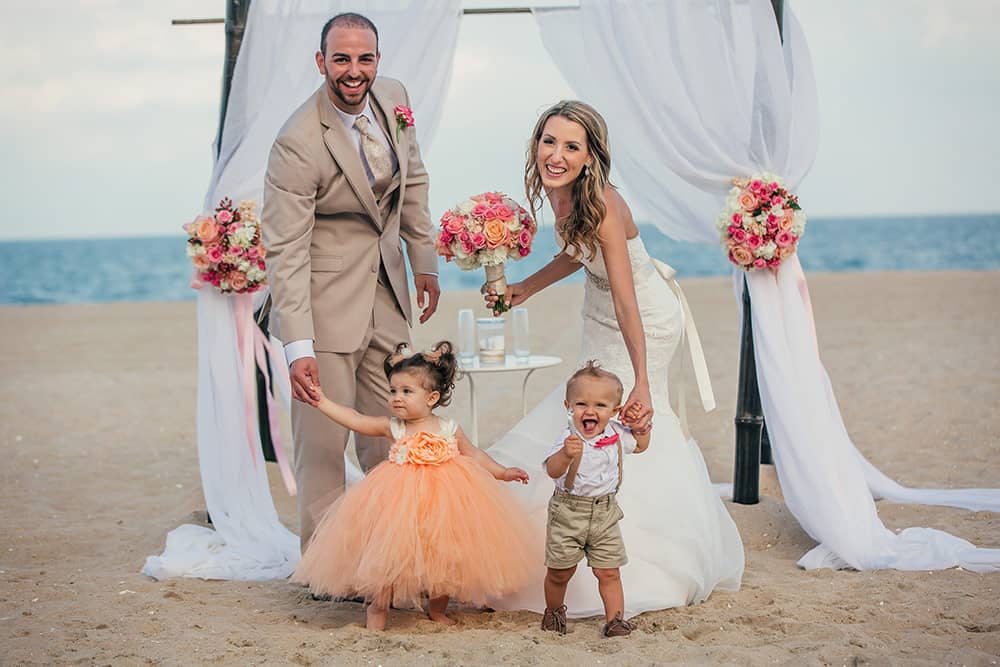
[483,100,745,618]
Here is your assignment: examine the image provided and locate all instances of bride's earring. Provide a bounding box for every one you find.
[582,164,589,176]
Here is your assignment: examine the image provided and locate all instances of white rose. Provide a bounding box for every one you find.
[756,241,777,259]
[791,211,807,236]
[457,199,476,215]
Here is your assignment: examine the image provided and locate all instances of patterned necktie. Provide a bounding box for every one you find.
[353,114,392,196]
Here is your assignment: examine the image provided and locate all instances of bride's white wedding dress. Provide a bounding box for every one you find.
[488,233,745,618]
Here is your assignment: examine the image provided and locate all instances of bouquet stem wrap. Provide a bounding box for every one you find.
[485,263,509,314]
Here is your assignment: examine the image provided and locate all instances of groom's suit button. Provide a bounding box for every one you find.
[370,263,378,273]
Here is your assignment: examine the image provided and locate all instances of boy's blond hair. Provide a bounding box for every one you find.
[565,360,624,404]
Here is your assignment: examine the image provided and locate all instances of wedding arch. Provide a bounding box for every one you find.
[143,0,1000,582]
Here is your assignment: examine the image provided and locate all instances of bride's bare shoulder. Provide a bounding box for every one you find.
[601,187,637,237]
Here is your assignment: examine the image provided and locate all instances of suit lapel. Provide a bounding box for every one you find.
[316,88,381,227]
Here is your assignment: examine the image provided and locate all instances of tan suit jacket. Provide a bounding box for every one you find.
[262,78,437,353]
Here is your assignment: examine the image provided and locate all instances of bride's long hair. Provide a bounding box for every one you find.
[524,100,612,261]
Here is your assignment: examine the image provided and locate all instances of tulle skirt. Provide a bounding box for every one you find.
[292,455,538,608]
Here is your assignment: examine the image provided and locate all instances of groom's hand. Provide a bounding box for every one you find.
[414,274,440,324]
[290,357,321,407]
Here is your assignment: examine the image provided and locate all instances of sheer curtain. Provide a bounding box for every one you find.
[535,0,999,572]
[143,0,462,581]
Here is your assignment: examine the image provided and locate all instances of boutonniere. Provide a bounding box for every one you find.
[393,105,414,141]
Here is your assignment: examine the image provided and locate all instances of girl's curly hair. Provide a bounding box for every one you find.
[383,340,459,407]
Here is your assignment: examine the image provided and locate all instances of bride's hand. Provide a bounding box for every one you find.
[622,386,653,432]
[481,281,529,313]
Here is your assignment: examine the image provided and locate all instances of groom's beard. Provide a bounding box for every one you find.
[327,74,374,110]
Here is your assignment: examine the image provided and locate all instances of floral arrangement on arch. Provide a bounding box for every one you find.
[716,173,806,271]
[435,191,536,313]
[184,198,267,293]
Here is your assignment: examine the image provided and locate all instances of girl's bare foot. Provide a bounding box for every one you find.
[427,595,457,626]
[366,603,388,630]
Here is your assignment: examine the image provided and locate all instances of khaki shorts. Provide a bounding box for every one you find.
[545,490,628,570]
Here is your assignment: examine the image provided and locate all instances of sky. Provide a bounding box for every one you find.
[0,0,998,241]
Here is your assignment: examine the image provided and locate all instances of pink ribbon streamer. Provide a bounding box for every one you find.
[231,293,297,496]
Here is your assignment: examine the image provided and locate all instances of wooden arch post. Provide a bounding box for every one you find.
[731,0,783,505]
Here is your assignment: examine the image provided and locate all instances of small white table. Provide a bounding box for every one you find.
[457,354,563,446]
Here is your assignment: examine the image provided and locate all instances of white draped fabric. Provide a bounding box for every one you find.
[143,0,461,581]
[535,0,1000,572]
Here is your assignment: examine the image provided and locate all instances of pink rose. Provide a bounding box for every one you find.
[485,192,503,204]
[471,232,487,249]
[749,179,764,194]
[518,228,533,247]
[206,245,224,263]
[444,216,465,235]
[730,228,747,243]
[493,204,514,221]
[767,258,781,268]
[196,217,220,244]
[458,231,470,242]
[438,230,453,244]
[730,245,754,266]
[216,210,233,224]
[471,203,490,219]
[460,240,476,256]
[519,246,530,257]
[228,223,239,235]
[775,230,795,247]
[435,236,453,258]
[753,258,767,269]
[247,246,260,260]
[746,234,763,249]
[737,189,759,212]
[771,195,783,207]
[393,105,414,127]
[257,260,266,270]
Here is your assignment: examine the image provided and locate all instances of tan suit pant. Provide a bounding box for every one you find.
[292,281,409,550]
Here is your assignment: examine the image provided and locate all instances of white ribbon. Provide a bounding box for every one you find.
[650,257,716,438]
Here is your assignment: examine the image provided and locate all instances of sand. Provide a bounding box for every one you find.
[1,271,998,665]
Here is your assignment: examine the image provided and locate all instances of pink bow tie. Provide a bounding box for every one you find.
[594,433,619,448]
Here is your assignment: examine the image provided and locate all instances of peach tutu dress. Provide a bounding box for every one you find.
[292,416,537,608]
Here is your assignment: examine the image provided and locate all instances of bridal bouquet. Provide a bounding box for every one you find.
[435,191,536,313]
[184,198,267,293]
[716,173,806,271]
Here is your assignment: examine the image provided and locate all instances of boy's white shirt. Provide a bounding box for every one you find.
[543,419,637,498]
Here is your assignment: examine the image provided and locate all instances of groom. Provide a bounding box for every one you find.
[262,12,440,550]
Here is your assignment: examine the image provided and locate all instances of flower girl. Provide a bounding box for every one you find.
[292,341,536,630]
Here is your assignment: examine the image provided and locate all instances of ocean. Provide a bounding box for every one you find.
[1,214,998,305]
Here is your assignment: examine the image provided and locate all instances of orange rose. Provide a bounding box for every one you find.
[192,253,211,270]
[228,270,249,291]
[731,245,754,266]
[196,216,220,244]
[483,218,511,249]
[737,189,760,212]
[779,208,795,230]
[402,431,455,465]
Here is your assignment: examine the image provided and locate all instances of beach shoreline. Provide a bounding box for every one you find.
[2,271,998,665]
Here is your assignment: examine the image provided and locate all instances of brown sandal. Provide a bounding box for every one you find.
[541,605,568,635]
[602,612,635,637]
